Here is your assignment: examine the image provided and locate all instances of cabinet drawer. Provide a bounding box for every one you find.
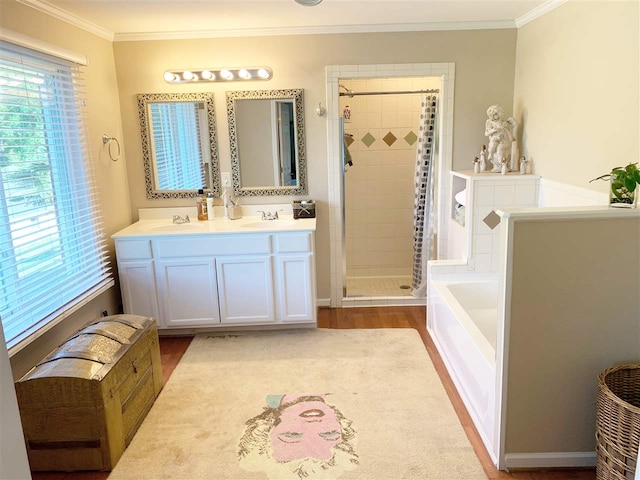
[155,235,272,257]
[276,233,312,253]
[116,240,152,260]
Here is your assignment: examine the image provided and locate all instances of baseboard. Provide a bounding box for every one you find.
[317,298,331,307]
[504,451,596,469]
[341,296,425,307]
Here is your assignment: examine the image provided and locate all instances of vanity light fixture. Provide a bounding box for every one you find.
[295,0,323,5]
[163,67,273,84]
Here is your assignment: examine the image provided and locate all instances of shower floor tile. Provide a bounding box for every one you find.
[346,275,413,297]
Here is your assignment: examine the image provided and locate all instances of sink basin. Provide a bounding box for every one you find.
[144,223,207,233]
[242,220,296,229]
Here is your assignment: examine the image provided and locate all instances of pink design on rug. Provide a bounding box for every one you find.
[269,394,342,462]
[238,394,359,479]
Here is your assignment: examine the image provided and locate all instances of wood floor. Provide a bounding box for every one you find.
[32,306,595,480]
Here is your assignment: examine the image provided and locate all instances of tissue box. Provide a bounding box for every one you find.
[293,200,315,219]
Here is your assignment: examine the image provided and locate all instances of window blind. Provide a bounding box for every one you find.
[0,41,112,351]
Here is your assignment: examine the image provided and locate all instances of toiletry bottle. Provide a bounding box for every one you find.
[206,191,214,221]
[197,189,208,220]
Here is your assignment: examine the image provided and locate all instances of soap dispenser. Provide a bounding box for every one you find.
[197,189,208,220]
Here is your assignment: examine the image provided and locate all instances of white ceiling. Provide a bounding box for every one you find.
[20,0,560,41]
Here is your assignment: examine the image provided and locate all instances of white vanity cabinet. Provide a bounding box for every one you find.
[155,258,220,327]
[113,224,317,331]
[114,240,159,321]
[274,233,315,323]
[216,255,275,324]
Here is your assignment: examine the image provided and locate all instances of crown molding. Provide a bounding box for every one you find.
[15,0,562,43]
[113,20,516,42]
[515,0,568,28]
[16,0,114,41]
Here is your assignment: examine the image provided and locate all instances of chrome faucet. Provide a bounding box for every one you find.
[258,210,282,221]
[172,214,190,224]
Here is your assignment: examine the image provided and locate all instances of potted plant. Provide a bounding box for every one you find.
[590,162,640,208]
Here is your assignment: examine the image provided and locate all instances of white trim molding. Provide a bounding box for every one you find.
[15,0,114,41]
[504,451,596,469]
[114,20,516,42]
[13,0,564,42]
[515,0,569,28]
[0,27,87,65]
[317,298,331,308]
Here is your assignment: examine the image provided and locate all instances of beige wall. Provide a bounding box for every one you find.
[1,1,130,378]
[513,0,639,193]
[505,217,640,454]
[114,29,517,298]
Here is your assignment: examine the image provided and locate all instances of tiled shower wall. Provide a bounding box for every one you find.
[341,77,440,277]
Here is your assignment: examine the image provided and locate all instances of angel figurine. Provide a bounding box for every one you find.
[484,105,518,173]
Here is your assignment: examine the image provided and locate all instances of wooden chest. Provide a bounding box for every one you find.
[15,314,163,472]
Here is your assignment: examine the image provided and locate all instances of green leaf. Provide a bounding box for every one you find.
[634,170,640,184]
[612,181,624,190]
[612,169,626,176]
[626,177,637,192]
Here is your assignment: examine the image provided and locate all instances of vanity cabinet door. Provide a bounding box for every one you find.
[155,258,220,328]
[118,260,159,321]
[275,254,316,323]
[216,256,275,324]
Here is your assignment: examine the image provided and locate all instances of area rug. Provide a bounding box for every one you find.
[109,329,487,480]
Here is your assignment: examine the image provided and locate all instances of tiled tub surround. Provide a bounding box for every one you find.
[340,77,439,280]
[444,170,541,274]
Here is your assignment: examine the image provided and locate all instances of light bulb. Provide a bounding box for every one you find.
[238,69,251,79]
[201,70,214,80]
[182,70,193,81]
[257,68,271,79]
[220,69,234,80]
[164,71,176,82]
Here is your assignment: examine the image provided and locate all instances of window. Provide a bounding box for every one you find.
[0,41,112,352]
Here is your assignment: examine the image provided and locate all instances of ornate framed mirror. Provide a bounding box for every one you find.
[137,92,221,199]
[226,89,307,196]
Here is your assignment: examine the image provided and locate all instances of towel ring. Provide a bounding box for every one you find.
[102,134,121,162]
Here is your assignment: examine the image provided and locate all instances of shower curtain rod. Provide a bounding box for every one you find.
[339,88,439,97]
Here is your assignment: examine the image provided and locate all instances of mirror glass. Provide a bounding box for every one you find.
[137,92,221,199]
[227,89,307,196]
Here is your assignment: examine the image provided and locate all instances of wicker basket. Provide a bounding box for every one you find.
[596,364,640,480]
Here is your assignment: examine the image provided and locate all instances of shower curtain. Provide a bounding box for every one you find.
[411,94,439,297]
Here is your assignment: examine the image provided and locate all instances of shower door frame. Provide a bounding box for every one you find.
[325,63,456,307]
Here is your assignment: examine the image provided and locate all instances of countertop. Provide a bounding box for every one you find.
[112,215,316,238]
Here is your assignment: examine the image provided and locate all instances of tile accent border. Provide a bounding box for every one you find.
[326,63,455,307]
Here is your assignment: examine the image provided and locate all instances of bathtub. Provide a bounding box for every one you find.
[427,274,499,461]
